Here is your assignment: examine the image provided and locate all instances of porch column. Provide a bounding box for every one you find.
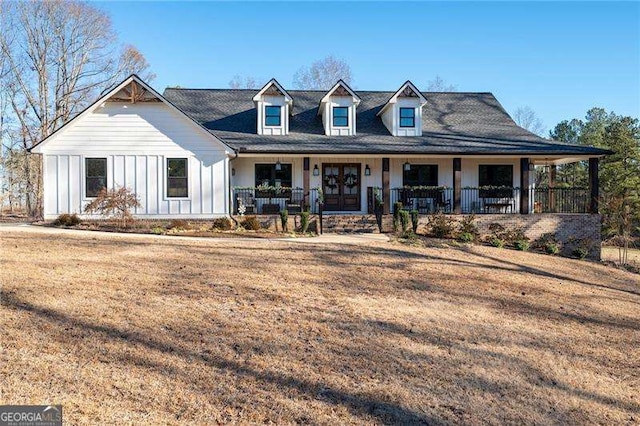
[520,158,531,214]
[549,164,557,212]
[589,157,599,214]
[303,157,310,207]
[453,158,461,214]
[382,158,390,214]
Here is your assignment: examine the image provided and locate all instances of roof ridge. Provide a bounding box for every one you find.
[164,87,495,95]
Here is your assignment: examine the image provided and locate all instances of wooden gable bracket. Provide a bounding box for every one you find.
[332,85,352,97]
[106,81,161,103]
[399,86,419,98]
[263,84,284,96]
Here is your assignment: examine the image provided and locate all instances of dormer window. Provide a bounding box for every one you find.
[318,80,361,136]
[399,108,415,128]
[333,107,349,127]
[377,81,427,136]
[265,106,281,127]
[253,79,293,136]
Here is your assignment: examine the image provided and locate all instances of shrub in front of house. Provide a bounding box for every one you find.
[393,202,404,232]
[410,210,419,234]
[83,186,141,228]
[300,211,310,234]
[427,212,455,238]
[211,217,233,231]
[457,215,479,242]
[53,213,81,226]
[458,232,475,243]
[490,237,505,248]
[399,210,410,233]
[240,216,262,231]
[279,209,288,232]
[545,242,560,255]
[533,233,560,255]
[514,239,530,251]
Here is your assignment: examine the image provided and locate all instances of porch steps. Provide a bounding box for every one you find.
[322,215,382,233]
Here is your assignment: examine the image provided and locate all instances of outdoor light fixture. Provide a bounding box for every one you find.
[313,164,320,176]
[364,164,371,176]
[403,161,411,171]
[275,160,281,171]
[231,168,236,176]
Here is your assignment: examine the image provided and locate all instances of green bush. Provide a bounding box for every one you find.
[457,215,478,240]
[545,242,560,255]
[573,247,589,259]
[279,209,288,232]
[211,217,233,231]
[393,202,404,232]
[53,213,81,226]
[490,237,505,248]
[240,216,262,231]
[399,210,410,233]
[514,239,530,251]
[168,219,190,230]
[427,212,456,238]
[410,210,419,234]
[458,232,475,243]
[300,211,310,234]
[151,226,164,235]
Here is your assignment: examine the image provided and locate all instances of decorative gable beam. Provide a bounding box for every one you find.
[252,78,293,105]
[107,80,161,103]
[319,80,361,106]
[376,80,427,116]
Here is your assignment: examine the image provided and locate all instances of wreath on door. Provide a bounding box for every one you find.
[324,173,338,189]
[344,172,358,189]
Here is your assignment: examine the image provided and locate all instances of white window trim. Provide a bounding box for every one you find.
[82,155,109,201]
[264,105,283,128]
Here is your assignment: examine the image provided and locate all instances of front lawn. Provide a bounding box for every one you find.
[1,229,638,424]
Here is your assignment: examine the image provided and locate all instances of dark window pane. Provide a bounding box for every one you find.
[399,108,415,127]
[85,158,106,197]
[168,158,187,177]
[479,165,513,197]
[167,158,188,197]
[403,165,438,187]
[265,106,281,126]
[254,163,292,187]
[333,107,349,127]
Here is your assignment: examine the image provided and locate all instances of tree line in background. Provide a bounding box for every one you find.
[0,0,153,216]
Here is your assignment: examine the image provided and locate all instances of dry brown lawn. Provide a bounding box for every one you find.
[1,227,639,425]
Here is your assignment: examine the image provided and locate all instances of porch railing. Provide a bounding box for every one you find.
[233,187,320,215]
[366,186,591,215]
[531,187,590,213]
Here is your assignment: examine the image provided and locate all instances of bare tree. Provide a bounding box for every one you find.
[513,106,545,136]
[292,55,353,90]
[0,1,153,216]
[228,75,258,89]
[426,75,457,92]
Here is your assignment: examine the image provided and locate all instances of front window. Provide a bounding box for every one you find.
[167,158,188,198]
[265,106,281,126]
[332,107,349,127]
[85,158,106,198]
[403,165,438,187]
[399,108,415,128]
[479,164,513,197]
[255,163,292,187]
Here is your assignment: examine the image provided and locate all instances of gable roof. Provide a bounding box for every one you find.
[377,81,427,116]
[252,78,293,105]
[319,80,362,105]
[30,74,234,154]
[163,87,609,157]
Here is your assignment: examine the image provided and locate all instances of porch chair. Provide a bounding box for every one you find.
[286,189,305,214]
[236,191,256,214]
[434,190,451,213]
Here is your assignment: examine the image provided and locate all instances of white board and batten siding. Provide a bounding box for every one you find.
[38,102,230,220]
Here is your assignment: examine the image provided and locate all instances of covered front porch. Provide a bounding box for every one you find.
[230,155,601,216]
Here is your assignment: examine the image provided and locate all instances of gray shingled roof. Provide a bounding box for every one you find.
[163,88,608,156]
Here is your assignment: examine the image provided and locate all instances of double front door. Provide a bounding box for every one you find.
[322,163,361,211]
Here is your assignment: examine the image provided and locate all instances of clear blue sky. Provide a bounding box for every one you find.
[97,1,639,134]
